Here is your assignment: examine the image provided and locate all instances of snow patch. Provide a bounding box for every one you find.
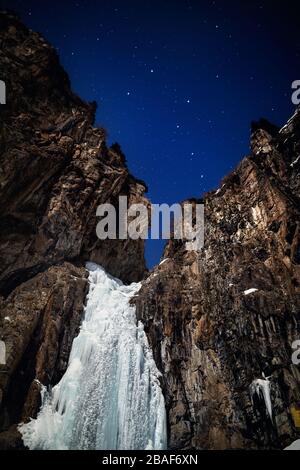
[290,155,300,167]
[244,288,259,296]
[159,258,169,266]
[280,110,299,133]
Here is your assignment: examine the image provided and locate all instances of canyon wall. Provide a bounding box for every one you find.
[135,113,300,449]
[0,11,148,448]
[0,11,299,450]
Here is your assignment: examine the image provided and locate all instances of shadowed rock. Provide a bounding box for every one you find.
[134,109,300,450]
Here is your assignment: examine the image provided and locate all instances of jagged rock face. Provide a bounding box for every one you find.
[1,11,300,452]
[0,12,148,446]
[135,110,300,449]
[0,11,148,296]
[0,262,88,449]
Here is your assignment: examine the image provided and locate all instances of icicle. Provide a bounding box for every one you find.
[19,263,167,450]
[250,374,273,421]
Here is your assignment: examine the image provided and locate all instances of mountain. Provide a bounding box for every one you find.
[135,112,300,449]
[0,11,299,450]
[0,11,148,448]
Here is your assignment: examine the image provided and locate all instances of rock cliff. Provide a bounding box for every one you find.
[0,11,299,451]
[0,11,148,448]
[134,111,300,449]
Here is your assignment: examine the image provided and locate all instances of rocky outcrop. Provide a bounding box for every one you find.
[1,10,300,452]
[135,110,300,449]
[0,11,147,294]
[0,11,148,446]
[0,263,88,448]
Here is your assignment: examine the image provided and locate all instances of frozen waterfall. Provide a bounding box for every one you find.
[250,376,273,421]
[19,263,167,450]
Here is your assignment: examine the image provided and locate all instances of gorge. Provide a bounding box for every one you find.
[0,11,300,450]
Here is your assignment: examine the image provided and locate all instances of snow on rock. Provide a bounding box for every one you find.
[250,376,273,421]
[19,263,167,450]
[159,258,169,266]
[290,155,300,167]
[280,110,300,133]
[244,288,259,296]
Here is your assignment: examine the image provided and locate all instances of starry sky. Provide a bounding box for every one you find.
[2,0,300,267]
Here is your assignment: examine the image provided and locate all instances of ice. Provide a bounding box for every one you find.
[159,258,169,266]
[280,109,299,133]
[250,376,273,421]
[19,263,167,450]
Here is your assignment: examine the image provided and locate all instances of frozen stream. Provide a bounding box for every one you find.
[19,263,167,450]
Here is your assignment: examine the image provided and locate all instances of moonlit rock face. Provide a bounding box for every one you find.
[250,378,273,421]
[19,263,167,450]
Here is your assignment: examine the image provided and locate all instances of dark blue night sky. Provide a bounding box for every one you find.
[2,0,300,267]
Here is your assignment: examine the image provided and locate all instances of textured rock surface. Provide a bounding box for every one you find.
[0,11,148,447]
[0,11,147,295]
[1,11,300,451]
[135,110,300,449]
